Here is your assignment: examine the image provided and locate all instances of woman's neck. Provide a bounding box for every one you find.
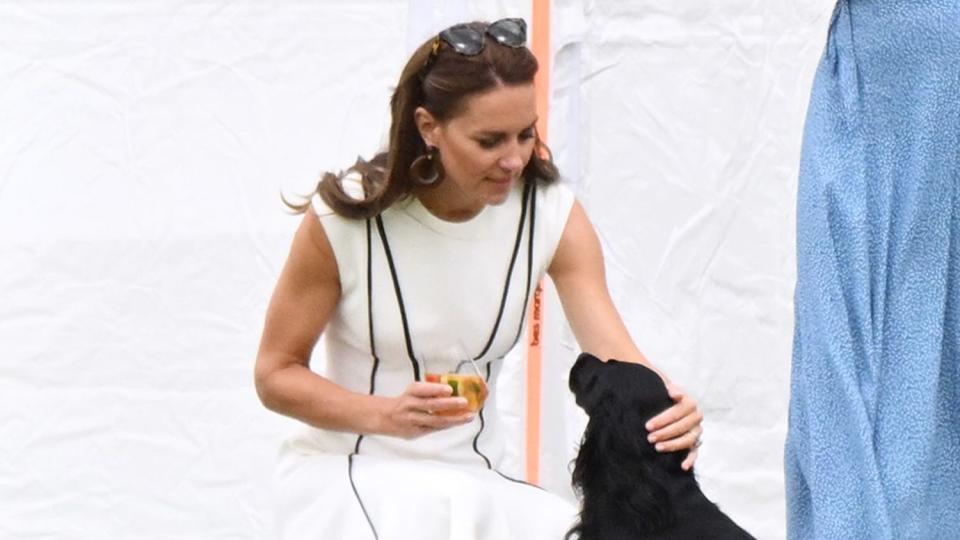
[413,182,484,222]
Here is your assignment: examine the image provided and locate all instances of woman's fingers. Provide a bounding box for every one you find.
[644,382,704,469]
[651,424,703,453]
[647,404,703,445]
[416,396,469,415]
[407,381,454,398]
[646,398,697,432]
[401,393,472,437]
[681,446,699,471]
[410,410,474,433]
[389,382,477,439]
[646,384,693,427]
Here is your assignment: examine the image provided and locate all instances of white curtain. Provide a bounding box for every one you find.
[0,1,834,538]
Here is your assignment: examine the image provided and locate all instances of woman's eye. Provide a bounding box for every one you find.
[476,130,533,149]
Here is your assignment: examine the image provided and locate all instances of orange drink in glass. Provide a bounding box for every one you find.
[425,373,489,415]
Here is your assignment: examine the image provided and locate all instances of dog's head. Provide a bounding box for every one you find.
[569,353,675,418]
[566,353,689,539]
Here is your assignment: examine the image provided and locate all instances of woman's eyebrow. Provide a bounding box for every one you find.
[475,119,538,137]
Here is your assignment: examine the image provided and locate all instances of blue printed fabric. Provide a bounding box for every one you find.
[786,1,960,539]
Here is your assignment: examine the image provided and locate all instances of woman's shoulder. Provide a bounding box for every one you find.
[535,178,576,219]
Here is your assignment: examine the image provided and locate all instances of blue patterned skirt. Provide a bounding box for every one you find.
[787,1,960,538]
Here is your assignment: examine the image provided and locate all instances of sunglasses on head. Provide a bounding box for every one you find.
[422,18,527,74]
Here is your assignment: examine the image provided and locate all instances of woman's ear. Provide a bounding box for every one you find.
[414,106,440,147]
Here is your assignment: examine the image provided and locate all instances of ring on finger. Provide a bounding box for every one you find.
[693,432,703,448]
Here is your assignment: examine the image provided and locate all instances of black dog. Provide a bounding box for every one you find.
[566,353,754,540]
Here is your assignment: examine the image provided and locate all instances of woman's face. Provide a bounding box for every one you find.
[416,83,538,221]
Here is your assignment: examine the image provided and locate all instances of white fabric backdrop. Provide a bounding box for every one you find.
[0,1,833,538]
[531,3,836,539]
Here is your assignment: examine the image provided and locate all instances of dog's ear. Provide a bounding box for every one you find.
[603,359,674,418]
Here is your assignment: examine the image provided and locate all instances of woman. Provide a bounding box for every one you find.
[255,18,703,539]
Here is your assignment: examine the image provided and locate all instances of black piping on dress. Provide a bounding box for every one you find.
[346,218,382,540]
[349,181,544,538]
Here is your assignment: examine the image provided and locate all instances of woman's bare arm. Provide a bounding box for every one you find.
[254,211,471,437]
[549,201,703,469]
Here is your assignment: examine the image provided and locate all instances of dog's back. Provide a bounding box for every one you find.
[567,353,754,540]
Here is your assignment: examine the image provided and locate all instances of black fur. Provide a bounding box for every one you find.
[566,353,755,540]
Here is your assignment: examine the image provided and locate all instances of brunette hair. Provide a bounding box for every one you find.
[285,21,558,218]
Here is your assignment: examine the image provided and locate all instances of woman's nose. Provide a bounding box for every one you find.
[499,152,523,173]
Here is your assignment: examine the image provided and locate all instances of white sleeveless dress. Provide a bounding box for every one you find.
[273,177,578,539]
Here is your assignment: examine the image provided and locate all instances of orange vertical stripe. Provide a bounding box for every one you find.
[526,0,550,487]
[532,0,551,138]
[525,284,544,485]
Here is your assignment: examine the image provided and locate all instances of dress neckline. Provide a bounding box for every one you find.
[396,182,523,240]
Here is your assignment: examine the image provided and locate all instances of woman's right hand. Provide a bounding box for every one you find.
[378,382,475,439]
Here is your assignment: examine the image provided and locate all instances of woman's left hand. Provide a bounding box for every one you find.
[645,383,703,471]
